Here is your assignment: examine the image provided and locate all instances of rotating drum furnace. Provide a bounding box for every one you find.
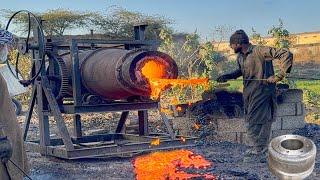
[11,11,197,159]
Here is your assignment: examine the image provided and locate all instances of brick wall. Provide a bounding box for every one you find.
[172,89,306,144]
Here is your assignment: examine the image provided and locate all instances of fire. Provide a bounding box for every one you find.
[194,123,201,130]
[180,136,186,142]
[176,106,182,111]
[141,60,209,99]
[160,108,173,115]
[134,149,216,180]
[150,138,160,146]
[171,97,179,105]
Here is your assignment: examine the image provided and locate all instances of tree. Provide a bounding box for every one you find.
[212,25,235,49]
[158,29,223,79]
[90,7,172,39]
[268,19,296,88]
[2,9,94,36]
[251,28,267,45]
[158,29,221,103]
[41,9,94,36]
[268,19,292,48]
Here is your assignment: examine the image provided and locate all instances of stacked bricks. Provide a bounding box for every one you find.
[172,89,306,144]
[271,89,305,138]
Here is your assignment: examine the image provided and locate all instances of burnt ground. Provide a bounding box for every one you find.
[16,110,320,180]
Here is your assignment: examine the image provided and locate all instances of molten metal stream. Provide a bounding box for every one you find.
[141,60,209,99]
[134,149,216,180]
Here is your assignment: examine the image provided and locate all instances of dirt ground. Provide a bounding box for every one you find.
[16,110,320,180]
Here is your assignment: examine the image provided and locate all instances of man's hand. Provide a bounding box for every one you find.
[0,136,12,163]
[216,75,229,83]
[266,75,282,83]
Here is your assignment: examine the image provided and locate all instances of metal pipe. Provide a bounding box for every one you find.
[61,48,178,100]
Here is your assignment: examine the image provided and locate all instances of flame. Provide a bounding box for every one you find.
[180,136,186,142]
[176,106,182,111]
[150,138,160,146]
[171,97,179,105]
[188,102,192,106]
[140,60,209,99]
[160,108,173,115]
[134,149,216,180]
[194,123,201,130]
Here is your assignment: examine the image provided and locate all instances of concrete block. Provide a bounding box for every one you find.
[216,118,246,132]
[272,129,295,138]
[172,117,203,136]
[296,103,305,116]
[236,132,246,144]
[281,115,306,130]
[276,103,297,117]
[271,117,282,130]
[280,89,303,103]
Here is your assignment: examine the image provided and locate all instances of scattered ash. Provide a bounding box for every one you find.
[293,123,320,148]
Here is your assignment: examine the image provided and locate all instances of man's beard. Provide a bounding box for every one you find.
[234,46,242,53]
[0,45,8,64]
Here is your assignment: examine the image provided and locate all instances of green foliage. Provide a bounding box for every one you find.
[294,80,320,124]
[159,29,222,79]
[267,19,296,87]
[41,9,94,36]
[2,9,94,36]
[251,28,267,45]
[90,7,171,39]
[8,49,32,104]
[199,42,216,77]
[268,19,291,48]
[158,29,228,104]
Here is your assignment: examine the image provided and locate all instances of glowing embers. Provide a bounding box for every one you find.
[134,149,216,180]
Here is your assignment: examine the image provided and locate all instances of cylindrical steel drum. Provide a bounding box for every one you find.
[268,134,316,180]
[62,48,178,100]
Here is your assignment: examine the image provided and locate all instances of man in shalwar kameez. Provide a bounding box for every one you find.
[0,29,29,180]
[217,30,293,162]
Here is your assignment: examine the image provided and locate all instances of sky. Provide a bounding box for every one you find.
[0,0,319,40]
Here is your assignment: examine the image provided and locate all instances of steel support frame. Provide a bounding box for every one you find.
[23,29,197,159]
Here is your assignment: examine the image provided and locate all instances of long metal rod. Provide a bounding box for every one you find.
[8,159,33,180]
[286,76,320,80]
[211,76,320,82]
[212,78,268,81]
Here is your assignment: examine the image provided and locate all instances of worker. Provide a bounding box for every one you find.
[217,29,293,162]
[0,29,29,180]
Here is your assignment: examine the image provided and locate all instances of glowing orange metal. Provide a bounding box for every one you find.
[150,138,160,146]
[140,60,209,99]
[134,149,216,180]
[176,106,182,111]
[194,123,201,130]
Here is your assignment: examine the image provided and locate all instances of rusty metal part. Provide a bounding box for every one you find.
[268,134,316,180]
[46,52,69,99]
[61,48,178,100]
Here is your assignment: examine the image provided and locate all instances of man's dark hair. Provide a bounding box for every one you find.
[230,29,249,45]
